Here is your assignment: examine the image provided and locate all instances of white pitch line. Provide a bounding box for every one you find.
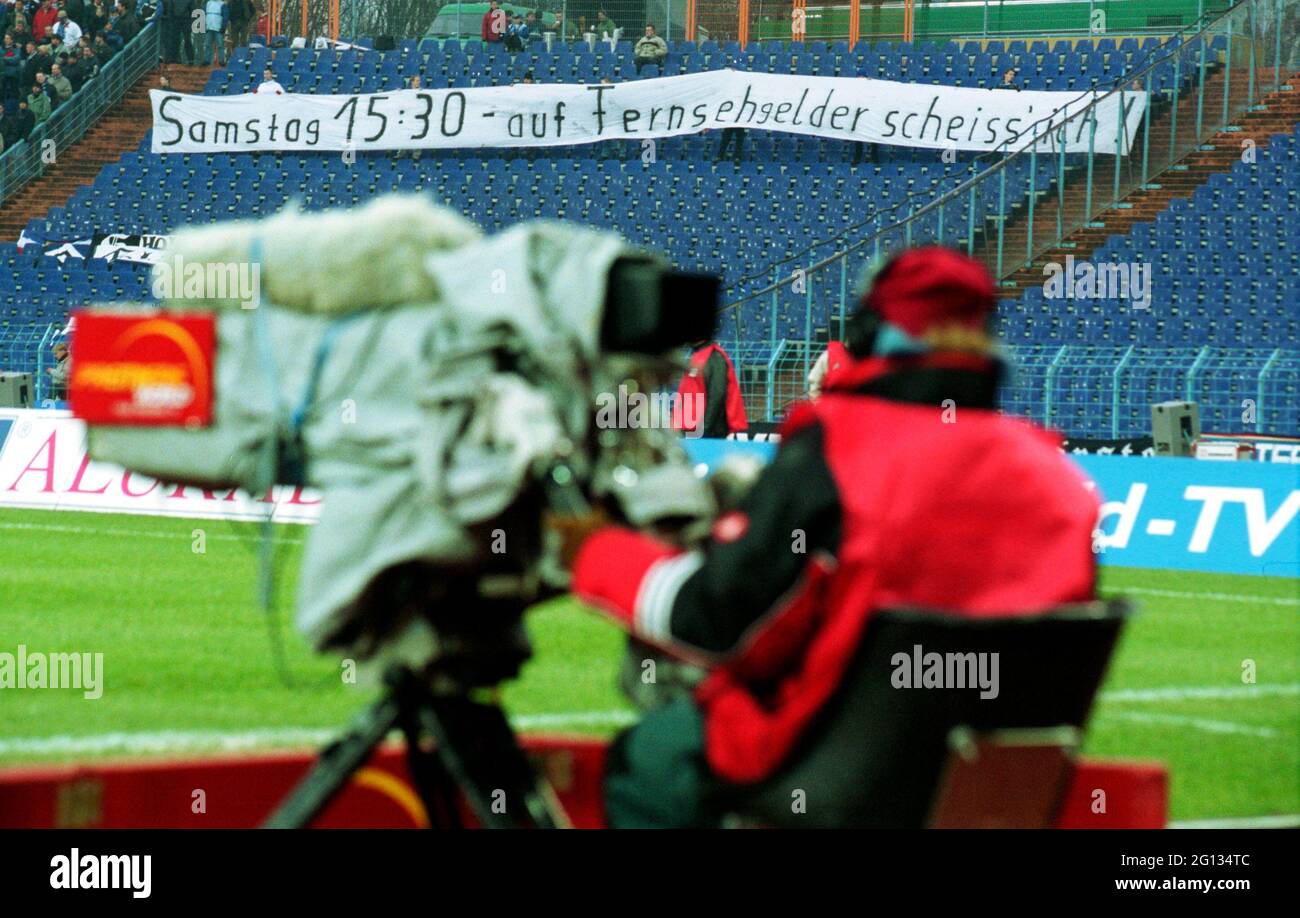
[1117,586,1300,607]
[1170,814,1300,829]
[0,711,639,758]
[1101,683,1300,703]
[0,520,304,545]
[0,727,335,757]
[3,682,1294,758]
[1100,710,1281,739]
[513,711,638,730]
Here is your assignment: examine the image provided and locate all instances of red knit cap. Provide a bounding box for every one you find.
[861,247,997,338]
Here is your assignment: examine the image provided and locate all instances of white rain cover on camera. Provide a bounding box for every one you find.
[86,196,654,649]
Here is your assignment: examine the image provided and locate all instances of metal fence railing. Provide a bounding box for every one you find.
[266,2,685,46]
[719,0,1298,363]
[745,0,1238,44]
[260,1,1288,46]
[0,323,64,407]
[0,21,160,209]
[724,339,822,421]
[748,341,1300,437]
[2,327,1293,438]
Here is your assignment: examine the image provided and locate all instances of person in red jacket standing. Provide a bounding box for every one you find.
[674,340,748,438]
[562,247,1100,827]
[481,0,505,44]
[32,0,60,43]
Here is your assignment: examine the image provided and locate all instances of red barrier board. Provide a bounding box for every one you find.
[0,738,1162,829]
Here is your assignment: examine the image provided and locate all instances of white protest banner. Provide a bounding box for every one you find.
[18,230,170,266]
[91,233,170,266]
[151,70,1146,156]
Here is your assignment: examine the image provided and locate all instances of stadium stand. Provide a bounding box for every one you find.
[1,30,1296,437]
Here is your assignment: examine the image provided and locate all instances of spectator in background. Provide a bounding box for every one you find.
[544,10,573,42]
[48,342,70,399]
[225,0,255,60]
[481,0,503,46]
[160,0,184,63]
[63,46,87,90]
[0,102,20,150]
[26,80,50,124]
[65,0,88,30]
[32,0,58,44]
[53,10,81,48]
[47,61,71,104]
[10,9,33,48]
[10,95,33,139]
[181,0,203,64]
[633,23,666,74]
[79,44,99,79]
[102,20,124,53]
[995,67,1019,90]
[94,31,117,61]
[1,31,22,100]
[396,73,423,161]
[86,2,109,40]
[591,9,616,40]
[112,1,138,43]
[21,41,45,89]
[34,69,52,106]
[715,126,745,164]
[850,75,878,166]
[253,0,268,43]
[255,64,282,93]
[503,13,527,52]
[199,0,226,66]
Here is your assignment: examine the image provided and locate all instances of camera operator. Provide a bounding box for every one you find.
[559,247,1100,828]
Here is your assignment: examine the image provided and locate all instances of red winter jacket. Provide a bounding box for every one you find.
[33,6,60,41]
[674,343,748,437]
[482,8,503,42]
[573,353,1099,783]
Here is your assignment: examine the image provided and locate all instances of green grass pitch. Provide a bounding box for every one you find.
[1,506,1296,822]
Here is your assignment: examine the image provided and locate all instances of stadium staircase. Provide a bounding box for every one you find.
[995,68,1300,294]
[0,65,213,242]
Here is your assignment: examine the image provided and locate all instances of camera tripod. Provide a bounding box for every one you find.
[265,463,597,829]
[263,666,567,829]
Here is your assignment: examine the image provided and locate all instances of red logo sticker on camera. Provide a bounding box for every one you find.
[69,311,216,427]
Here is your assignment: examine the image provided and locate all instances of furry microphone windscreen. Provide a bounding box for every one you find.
[151,195,483,314]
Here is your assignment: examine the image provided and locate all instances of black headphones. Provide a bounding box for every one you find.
[843,307,882,358]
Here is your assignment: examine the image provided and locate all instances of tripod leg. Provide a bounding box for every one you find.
[400,714,466,829]
[262,694,403,829]
[417,696,567,829]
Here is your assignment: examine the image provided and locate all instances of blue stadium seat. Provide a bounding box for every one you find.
[1,36,1292,437]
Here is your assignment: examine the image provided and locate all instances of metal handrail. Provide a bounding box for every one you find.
[719,0,1281,316]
